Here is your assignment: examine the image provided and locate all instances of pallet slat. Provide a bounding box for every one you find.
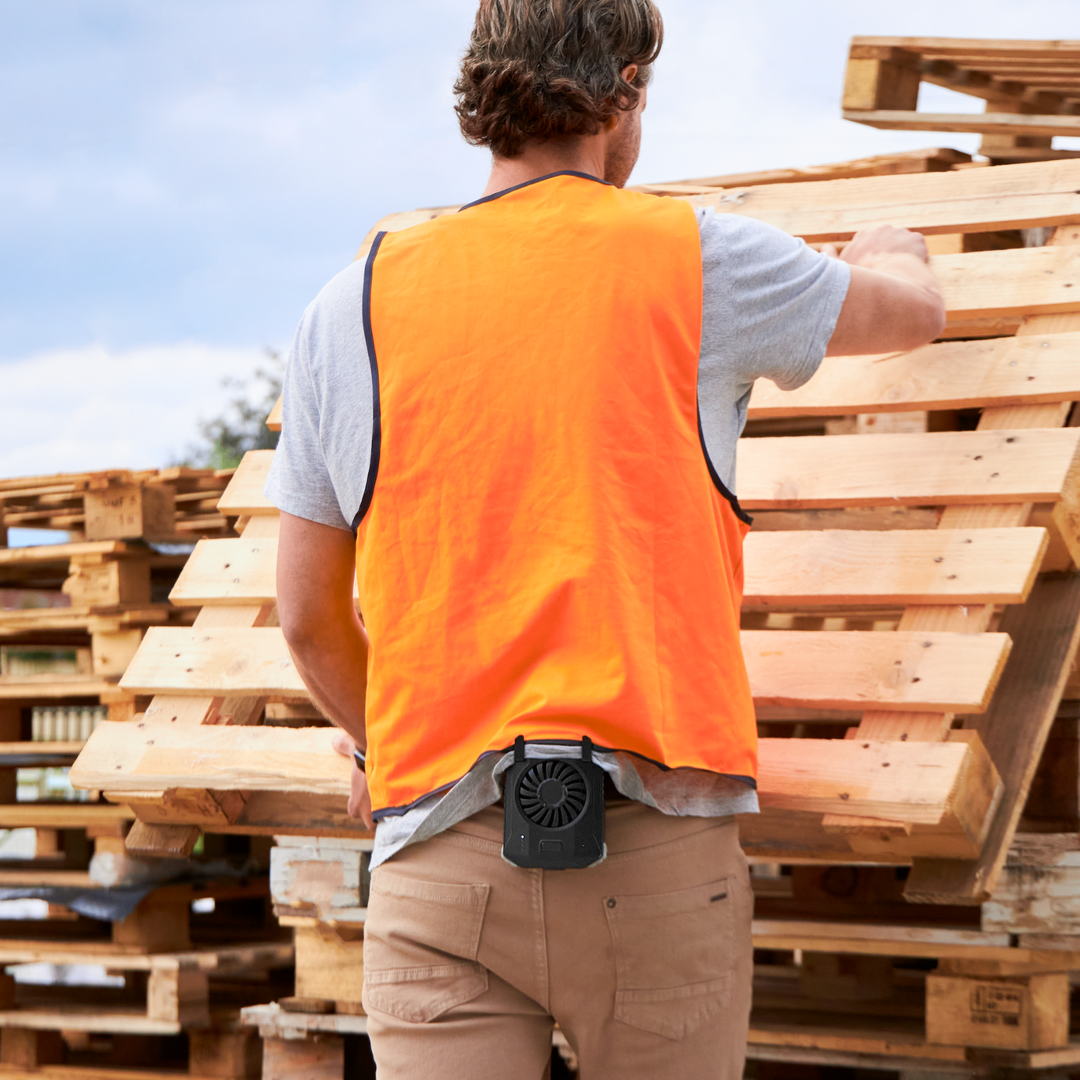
[70,721,991,827]
[843,111,1080,139]
[359,160,1080,252]
[173,527,1047,609]
[738,428,1080,509]
[218,428,1080,518]
[117,625,1012,712]
[747,332,1080,418]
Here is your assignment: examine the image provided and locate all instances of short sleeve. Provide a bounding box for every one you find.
[700,209,850,391]
[263,258,375,532]
[695,208,851,494]
[264,322,353,531]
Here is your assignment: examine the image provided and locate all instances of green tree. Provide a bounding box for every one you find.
[180,348,283,469]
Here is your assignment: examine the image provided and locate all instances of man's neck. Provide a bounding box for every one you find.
[481,137,607,198]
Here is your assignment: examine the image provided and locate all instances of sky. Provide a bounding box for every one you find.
[2,0,1079,485]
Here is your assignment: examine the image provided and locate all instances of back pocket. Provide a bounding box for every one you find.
[604,876,741,1041]
[363,868,491,1023]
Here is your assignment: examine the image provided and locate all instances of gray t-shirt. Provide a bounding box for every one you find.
[266,204,850,868]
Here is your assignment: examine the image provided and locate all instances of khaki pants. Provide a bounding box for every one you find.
[362,801,753,1079]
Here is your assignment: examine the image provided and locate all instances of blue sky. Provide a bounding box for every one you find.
[2,0,1078,478]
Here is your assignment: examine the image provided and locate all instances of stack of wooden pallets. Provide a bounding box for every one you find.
[0,468,237,545]
[0,467,301,1079]
[841,36,1080,164]
[0,465,241,891]
[59,150,1080,1076]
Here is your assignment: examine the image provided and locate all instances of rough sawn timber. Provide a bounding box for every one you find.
[357,160,1080,251]
[174,527,1047,610]
[118,625,1013,712]
[69,721,994,828]
[747,332,1080,417]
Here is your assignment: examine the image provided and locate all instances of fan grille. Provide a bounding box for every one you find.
[517,761,588,828]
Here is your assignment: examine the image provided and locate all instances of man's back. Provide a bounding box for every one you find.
[359,171,755,813]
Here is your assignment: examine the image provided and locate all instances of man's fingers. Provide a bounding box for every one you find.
[347,770,374,829]
[331,731,355,757]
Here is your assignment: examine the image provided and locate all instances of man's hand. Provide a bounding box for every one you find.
[825,225,946,357]
[332,731,374,828]
[823,224,929,269]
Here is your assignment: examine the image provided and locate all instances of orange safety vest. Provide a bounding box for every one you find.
[355,171,757,816]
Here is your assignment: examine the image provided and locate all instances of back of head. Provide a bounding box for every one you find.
[454,0,663,158]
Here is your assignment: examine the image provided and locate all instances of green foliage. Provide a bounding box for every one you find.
[180,348,283,469]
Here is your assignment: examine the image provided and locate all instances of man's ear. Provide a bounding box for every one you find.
[622,63,639,83]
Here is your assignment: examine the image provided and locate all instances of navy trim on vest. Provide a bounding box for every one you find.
[352,230,386,533]
[459,170,612,212]
[697,408,753,526]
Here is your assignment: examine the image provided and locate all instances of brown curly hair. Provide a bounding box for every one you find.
[454,0,663,158]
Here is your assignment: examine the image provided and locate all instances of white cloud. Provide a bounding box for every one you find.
[0,342,273,477]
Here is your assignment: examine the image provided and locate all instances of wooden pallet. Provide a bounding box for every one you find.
[0,469,237,546]
[67,159,1080,905]
[241,1004,374,1080]
[0,940,290,1035]
[842,37,1080,165]
[0,1020,261,1079]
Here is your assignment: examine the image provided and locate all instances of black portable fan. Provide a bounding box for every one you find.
[503,736,606,869]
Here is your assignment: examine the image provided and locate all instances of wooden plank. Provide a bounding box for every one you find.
[0,805,134,828]
[170,537,288,607]
[176,528,1047,610]
[237,428,1080,519]
[843,111,1080,138]
[739,428,1080,510]
[639,147,973,191]
[72,720,991,827]
[214,451,276,517]
[266,396,282,432]
[745,631,1011,712]
[850,37,1080,62]
[118,625,1012,712]
[744,528,1046,607]
[935,246,1080,321]
[905,573,1080,903]
[0,542,129,567]
[0,871,94,888]
[359,160,1080,252]
[753,918,1011,952]
[747,332,1080,418]
[0,1008,181,1036]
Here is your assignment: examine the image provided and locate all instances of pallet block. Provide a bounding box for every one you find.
[926,971,1069,1051]
[241,1005,376,1080]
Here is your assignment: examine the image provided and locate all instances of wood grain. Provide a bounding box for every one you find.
[358,159,1080,254]
[214,450,276,516]
[175,528,1048,609]
[844,110,1080,139]
[72,721,988,826]
[747,333,1080,418]
[120,625,1012,712]
[737,428,1080,509]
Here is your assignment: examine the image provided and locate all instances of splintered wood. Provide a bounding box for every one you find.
[68,157,1080,908]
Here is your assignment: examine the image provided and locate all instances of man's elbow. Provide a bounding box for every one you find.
[279,605,325,656]
[895,291,946,352]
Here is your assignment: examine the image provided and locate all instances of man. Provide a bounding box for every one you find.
[266,1,945,1076]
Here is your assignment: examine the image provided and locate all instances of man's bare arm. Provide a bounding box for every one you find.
[276,511,372,825]
[825,225,946,357]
